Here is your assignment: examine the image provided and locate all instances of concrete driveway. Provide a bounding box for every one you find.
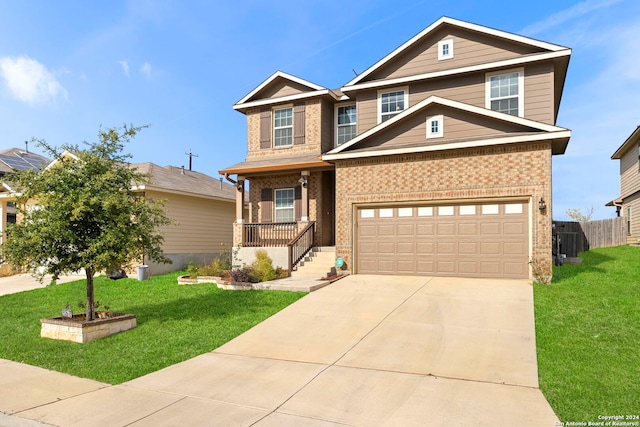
[2,275,558,426]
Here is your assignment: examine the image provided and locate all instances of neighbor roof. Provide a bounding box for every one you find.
[611,126,640,159]
[0,148,51,174]
[133,163,236,201]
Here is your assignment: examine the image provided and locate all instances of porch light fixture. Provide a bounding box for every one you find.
[298,176,307,188]
[236,181,244,191]
[538,197,547,212]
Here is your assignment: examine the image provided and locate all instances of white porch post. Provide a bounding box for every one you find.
[300,171,309,222]
[236,176,245,223]
[0,200,6,246]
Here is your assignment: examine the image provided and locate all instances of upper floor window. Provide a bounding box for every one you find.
[486,69,524,117]
[426,115,444,139]
[273,107,293,147]
[275,188,295,222]
[438,39,454,60]
[378,87,408,123]
[336,104,357,145]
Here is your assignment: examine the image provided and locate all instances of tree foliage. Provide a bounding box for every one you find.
[1,125,171,320]
[565,206,595,222]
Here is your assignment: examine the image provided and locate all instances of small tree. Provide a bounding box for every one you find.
[1,125,171,321]
[566,206,595,222]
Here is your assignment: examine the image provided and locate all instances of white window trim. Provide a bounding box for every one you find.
[273,105,293,148]
[485,68,524,118]
[426,114,444,139]
[438,39,454,60]
[377,86,409,124]
[274,188,295,222]
[335,103,357,147]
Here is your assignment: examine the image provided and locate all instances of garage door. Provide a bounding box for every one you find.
[356,202,529,278]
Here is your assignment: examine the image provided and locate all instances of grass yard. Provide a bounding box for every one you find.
[534,245,640,422]
[0,272,306,384]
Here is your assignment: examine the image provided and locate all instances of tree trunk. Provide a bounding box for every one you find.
[85,267,95,322]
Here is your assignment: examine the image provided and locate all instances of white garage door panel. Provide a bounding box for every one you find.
[356,202,529,279]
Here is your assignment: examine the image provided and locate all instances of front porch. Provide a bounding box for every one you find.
[234,221,316,273]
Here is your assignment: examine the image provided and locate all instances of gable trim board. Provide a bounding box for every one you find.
[341,49,570,93]
[611,125,640,159]
[322,96,570,160]
[345,16,569,88]
[235,71,327,106]
[234,89,338,111]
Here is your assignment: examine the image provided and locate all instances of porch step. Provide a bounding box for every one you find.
[291,247,337,279]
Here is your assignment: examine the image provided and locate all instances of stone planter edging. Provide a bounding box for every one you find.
[177,275,253,290]
[40,313,137,343]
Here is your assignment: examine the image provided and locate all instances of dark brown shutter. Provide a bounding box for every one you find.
[260,110,271,149]
[293,103,305,145]
[261,188,273,222]
[294,186,302,221]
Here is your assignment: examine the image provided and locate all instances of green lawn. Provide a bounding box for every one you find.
[534,245,640,422]
[0,272,306,384]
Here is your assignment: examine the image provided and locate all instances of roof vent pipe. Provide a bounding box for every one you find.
[181,165,185,175]
[219,177,222,190]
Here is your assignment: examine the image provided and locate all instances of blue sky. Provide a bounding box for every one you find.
[0,0,638,220]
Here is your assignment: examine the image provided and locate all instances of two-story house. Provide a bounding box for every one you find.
[220,16,571,279]
[608,126,640,244]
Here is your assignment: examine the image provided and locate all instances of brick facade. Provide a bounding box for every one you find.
[246,99,324,159]
[334,142,553,277]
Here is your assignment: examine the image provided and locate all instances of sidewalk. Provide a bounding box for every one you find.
[0,273,87,296]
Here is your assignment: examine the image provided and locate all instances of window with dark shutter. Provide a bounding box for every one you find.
[260,110,271,149]
[293,103,305,145]
[261,188,273,222]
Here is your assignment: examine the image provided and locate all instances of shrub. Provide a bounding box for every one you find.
[249,250,276,283]
[230,267,253,283]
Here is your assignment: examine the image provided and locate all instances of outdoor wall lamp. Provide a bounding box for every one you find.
[298,176,308,188]
[539,197,547,212]
[236,181,244,191]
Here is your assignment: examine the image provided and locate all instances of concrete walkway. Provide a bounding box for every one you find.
[0,273,87,296]
[0,275,559,426]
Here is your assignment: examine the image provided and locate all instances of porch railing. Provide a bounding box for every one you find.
[288,221,316,273]
[243,222,297,247]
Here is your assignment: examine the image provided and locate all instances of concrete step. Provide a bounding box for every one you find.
[292,247,336,279]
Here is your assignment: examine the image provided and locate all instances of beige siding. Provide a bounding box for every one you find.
[623,192,640,244]
[148,191,235,254]
[356,105,537,151]
[524,62,554,124]
[354,63,555,135]
[367,26,541,81]
[620,144,640,198]
[258,80,314,100]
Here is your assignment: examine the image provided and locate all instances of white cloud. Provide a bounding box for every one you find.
[0,55,67,106]
[140,62,151,78]
[118,60,130,76]
[521,0,622,35]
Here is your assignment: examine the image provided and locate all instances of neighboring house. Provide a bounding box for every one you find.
[0,148,51,242]
[0,155,240,275]
[133,163,239,275]
[608,126,640,245]
[220,16,572,279]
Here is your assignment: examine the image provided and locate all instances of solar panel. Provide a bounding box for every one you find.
[0,154,46,171]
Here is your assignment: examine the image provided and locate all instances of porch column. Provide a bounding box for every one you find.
[0,200,5,246]
[236,176,245,223]
[300,171,309,221]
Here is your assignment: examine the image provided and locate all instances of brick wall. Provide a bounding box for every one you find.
[246,99,324,159]
[247,172,326,246]
[334,142,553,278]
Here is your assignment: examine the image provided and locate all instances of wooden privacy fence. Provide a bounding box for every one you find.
[554,217,627,257]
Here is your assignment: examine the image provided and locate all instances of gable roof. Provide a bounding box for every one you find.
[234,71,339,112]
[133,163,236,202]
[322,96,570,161]
[611,126,640,159]
[344,16,570,89]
